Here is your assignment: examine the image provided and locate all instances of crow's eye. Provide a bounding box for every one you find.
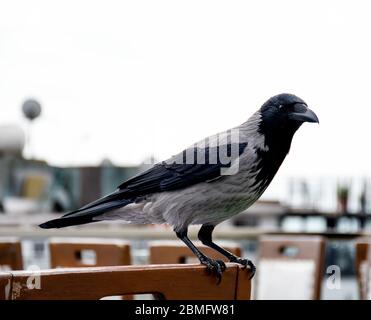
[278,103,298,112]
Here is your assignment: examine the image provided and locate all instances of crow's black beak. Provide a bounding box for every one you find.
[288,104,319,123]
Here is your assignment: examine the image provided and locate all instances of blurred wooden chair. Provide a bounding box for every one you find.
[0,238,23,271]
[355,238,371,300]
[4,264,251,300]
[149,241,242,264]
[256,235,325,300]
[48,238,131,268]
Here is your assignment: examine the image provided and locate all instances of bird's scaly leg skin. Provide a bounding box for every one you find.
[176,228,226,284]
[198,224,256,279]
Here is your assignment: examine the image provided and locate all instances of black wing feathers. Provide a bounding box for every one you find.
[118,143,247,193]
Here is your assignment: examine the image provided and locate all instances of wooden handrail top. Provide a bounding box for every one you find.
[2,263,252,300]
[11,263,242,276]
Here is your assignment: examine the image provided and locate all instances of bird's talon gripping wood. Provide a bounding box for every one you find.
[247,260,256,279]
[39,93,318,284]
[199,257,224,282]
[228,256,256,278]
[207,259,224,284]
[217,260,227,272]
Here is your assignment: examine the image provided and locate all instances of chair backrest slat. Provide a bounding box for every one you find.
[355,238,371,300]
[0,239,23,270]
[49,238,131,268]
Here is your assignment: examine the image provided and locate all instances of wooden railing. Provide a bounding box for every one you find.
[0,263,252,300]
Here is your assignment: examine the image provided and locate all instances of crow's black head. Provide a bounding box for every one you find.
[259,93,318,136]
[258,93,318,153]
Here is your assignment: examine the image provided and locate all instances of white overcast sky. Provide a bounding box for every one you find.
[0,0,370,182]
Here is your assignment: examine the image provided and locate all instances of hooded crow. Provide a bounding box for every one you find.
[40,93,319,281]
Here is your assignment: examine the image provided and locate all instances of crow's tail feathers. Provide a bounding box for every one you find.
[39,192,132,229]
[39,215,98,229]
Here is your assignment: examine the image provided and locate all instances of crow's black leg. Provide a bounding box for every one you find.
[175,228,226,283]
[198,224,256,279]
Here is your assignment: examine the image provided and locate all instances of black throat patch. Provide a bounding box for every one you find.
[253,112,301,193]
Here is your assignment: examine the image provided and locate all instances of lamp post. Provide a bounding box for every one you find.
[22,99,41,159]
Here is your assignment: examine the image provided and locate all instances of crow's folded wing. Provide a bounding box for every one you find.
[118,143,248,194]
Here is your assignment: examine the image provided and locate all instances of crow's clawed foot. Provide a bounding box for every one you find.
[200,257,226,284]
[229,257,256,279]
